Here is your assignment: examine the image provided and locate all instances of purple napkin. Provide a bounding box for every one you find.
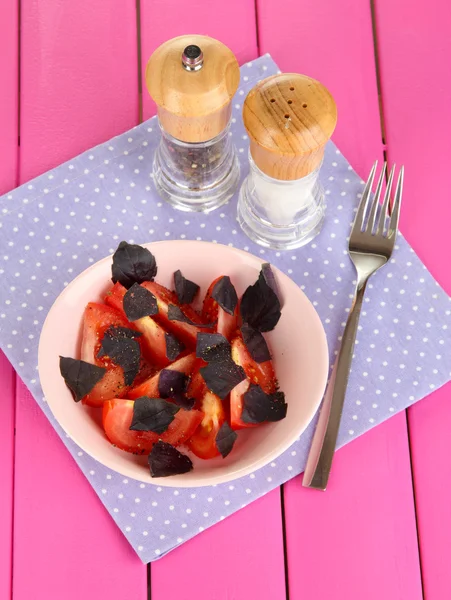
[1,55,450,563]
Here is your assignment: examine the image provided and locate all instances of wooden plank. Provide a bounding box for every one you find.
[257,0,382,179]
[14,384,146,599]
[285,416,422,599]
[257,1,423,598]
[374,1,451,597]
[151,491,286,600]
[0,353,15,600]
[19,0,139,183]
[0,1,18,597]
[0,0,18,194]
[140,0,258,120]
[14,1,146,598]
[140,4,287,599]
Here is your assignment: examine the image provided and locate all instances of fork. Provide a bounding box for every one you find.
[302,160,404,491]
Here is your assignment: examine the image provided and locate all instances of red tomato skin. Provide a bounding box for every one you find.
[102,399,203,454]
[230,378,257,430]
[202,276,239,341]
[105,282,173,368]
[142,281,210,347]
[187,391,225,459]
[81,302,132,406]
[127,353,196,399]
[231,336,276,394]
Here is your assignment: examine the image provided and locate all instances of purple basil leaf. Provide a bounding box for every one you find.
[200,359,246,400]
[111,241,157,289]
[196,332,231,363]
[59,356,106,402]
[215,421,238,458]
[241,324,271,363]
[168,304,215,328]
[123,282,158,321]
[149,441,193,477]
[240,270,281,332]
[241,384,287,424]
[158,369,188,399]
[211,276,238,315]
[173,395,196,410]
[130,397,180,433]
[260,263,283,308]
[174,270,200,305]
[97,326,141,386]
[165,332,185,361]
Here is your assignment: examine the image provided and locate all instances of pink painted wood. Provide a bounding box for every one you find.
[257,0,423,597]
[0,352,15,600]
[285,416,422,599]
[374,1,451,597]
[140,0,258,121]
[13,1,146,598]
[0,0,18,195]
[139,5,288,598]
[19,0,139,183]
[1,0,448,598]
[151,491,286,599]
[257,0,383,179]
[0,1,17,598]
[14,385,146,599]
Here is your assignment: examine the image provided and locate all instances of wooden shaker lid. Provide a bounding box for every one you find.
[243,73,337,180]
[145,35,240,143]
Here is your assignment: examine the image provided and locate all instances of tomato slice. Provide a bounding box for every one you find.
[102,399,204,454]
[127,353,196,399]
[202,276,238,341]
[105,282,174,368]
[230,378,256,430]
[142,281,210,348]
[104,282,127,314]
[186,358,207,406]
[231,336,276,394]
[81,302,132,407]
[186,391,225,459]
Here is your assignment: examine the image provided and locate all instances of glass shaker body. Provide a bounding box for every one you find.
[238,72,337,249]
[146,35,241,213]
[153,121,240,213]
[238,154,325,249]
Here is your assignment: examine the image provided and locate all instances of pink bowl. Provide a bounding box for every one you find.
[38,241,328,487]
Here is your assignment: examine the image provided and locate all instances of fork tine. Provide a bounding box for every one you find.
[376,164,395,235]
[367,162,386,233]
[388,166,404,237]
[352,161,377,234]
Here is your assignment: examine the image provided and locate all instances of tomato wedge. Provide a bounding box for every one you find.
[105,282,174,368]
[231,336,276,394]
[187,391,225,459]
[127,353,196,399]
[104,282,127,314]
[230,378,256,430]
[185,358,207,406]
[142,281,210,347]
[202,276,238,341]
[81,302,132,407]
[102,399,204,454]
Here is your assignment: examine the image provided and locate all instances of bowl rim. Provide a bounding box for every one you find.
[38,240,329,487]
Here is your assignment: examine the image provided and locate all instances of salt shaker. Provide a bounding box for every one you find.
[146,35,241,212]
[237,73,337,249]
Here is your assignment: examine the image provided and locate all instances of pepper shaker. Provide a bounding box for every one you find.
[237,73,337,248]
[146,35,241,212]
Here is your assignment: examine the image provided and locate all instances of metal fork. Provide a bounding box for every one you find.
[303,160,404,491]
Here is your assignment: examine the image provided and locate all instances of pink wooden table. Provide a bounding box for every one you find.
[1,1,450,598]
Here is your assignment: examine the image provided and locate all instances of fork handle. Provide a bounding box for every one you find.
[303,279,368,490]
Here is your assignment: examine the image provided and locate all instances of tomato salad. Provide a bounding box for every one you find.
[59,241,287,478]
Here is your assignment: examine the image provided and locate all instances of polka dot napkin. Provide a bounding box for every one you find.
[1,55,450,563]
